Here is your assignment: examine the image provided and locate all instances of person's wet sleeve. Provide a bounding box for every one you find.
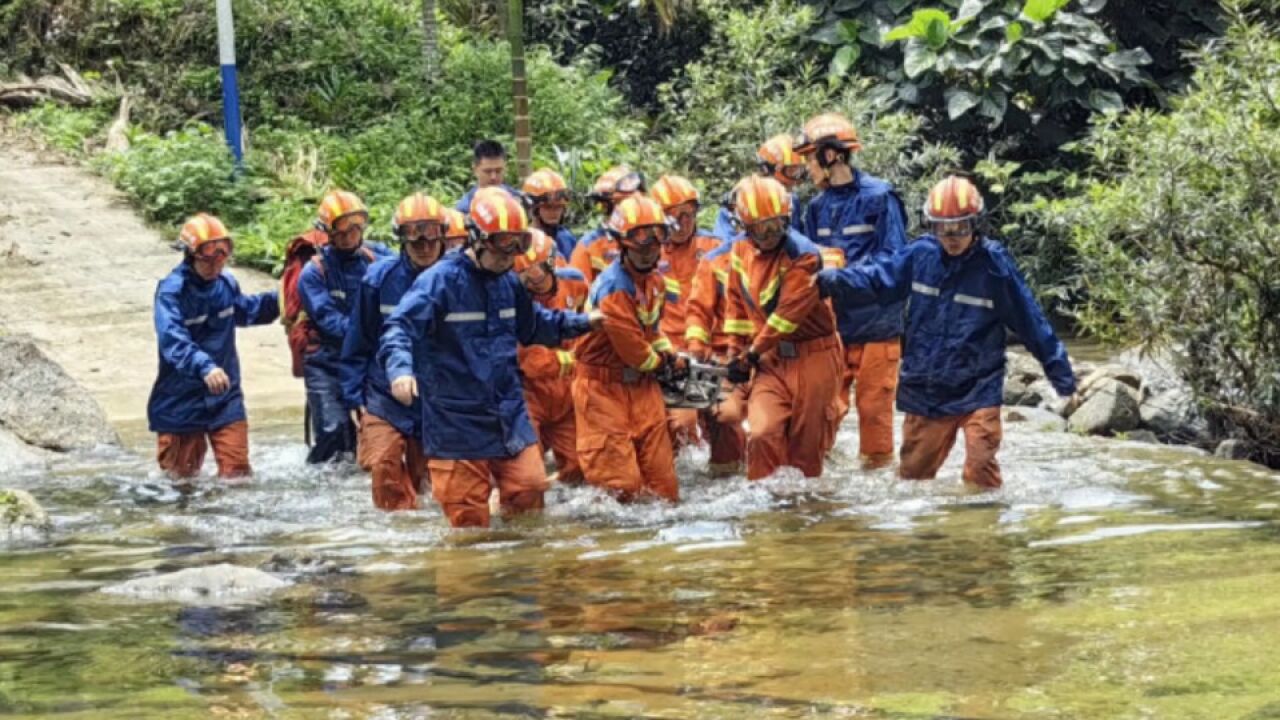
[298,264,349,342]
[234,286,280,326]
[818,247,913,307]
[380,277,438,383]
[996,252,1077,397]
[340,280,379,409]
[515,283,591,347]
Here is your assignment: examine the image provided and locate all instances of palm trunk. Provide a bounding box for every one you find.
[508,0,532,180]
[420,0,439,84]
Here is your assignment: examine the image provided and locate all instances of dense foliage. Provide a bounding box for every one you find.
[1040,14,1280,460]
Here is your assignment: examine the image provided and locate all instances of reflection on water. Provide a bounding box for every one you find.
[3,415,1280,719]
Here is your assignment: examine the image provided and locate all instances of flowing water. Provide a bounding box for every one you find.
[3,414,1280,719]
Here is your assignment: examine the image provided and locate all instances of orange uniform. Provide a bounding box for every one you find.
[572,259,679,503]
[519,264,590,486]
[725,231,843,481]
[657,233,722,448]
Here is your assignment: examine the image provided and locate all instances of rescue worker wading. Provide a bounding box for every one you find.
[817,176,1079,490]
[796,112,909,468]
[569,166,646,285]
[514,229,590,486]
[380,188,599,528]
[712,134,807,241]
[298,190,393,464]
[148,214,279,482]
[341,193,449,510]
[650,174,729,452]
[523,168,577,260]
[723,176,843,481]
[573,195,685,503]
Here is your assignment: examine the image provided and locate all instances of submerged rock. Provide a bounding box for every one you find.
[0,334,119,451]
[1003,406,1067,433]
[1214,439,1251,461]
[1139,388,1209,446]
[100,563,290,604]
[1004,351,1056,408]
[1125,430,1161,445]
[1068,379,1141,436]
[0,427,48,473]
[1,488,51,537]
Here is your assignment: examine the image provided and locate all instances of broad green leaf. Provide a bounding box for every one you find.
[1021,0,1070,24]
[946,87,982,119]
[903,43,939,78]
[1088,88,1124,113]
[957,0,985,21]
[884,8,953,45]
[829,44,861,78]
[924,16,952,49]
[1006,21,1024,43]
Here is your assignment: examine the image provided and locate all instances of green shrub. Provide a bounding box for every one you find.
[12,102,110,156]
[1044,12,1280,459]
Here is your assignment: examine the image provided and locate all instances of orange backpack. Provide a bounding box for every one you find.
[280,229,328,378]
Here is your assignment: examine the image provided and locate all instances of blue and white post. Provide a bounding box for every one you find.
[215,0,244,166]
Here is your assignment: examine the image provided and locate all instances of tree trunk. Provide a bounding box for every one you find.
[508,0,532,180]
[420,0,439,85]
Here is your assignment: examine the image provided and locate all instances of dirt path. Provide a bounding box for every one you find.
[0,136,301,446]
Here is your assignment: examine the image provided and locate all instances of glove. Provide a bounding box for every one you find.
[657,351,689,384]
[726,351,758,384]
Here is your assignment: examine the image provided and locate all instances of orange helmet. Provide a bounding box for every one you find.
[924,175,985,223]
[177,213,231,256]
[315,189,369,233]
[757,133,804,184]
[442,208,469,248]
[650,174,699,211]
[391,192,448,236]
[733,176,793,226]
[522,168,570,204]
[607,196,671,250]
[469,187,531,253]
[588,165,646,211]
[513,228,556,273]
[793,112,862,156]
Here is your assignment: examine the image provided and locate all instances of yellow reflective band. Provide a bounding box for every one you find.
[656,185,671,206]
[686,325,711,343]
[652,337,674,353]
[730,254,751,293]
[766,313,798,334]
[427,196,440,216]
[556,350,575,375]
[636,302,662,326]
[496,199,510,231]
[625,202,638,225]
[713,268,728,285]
[745,190,759,219]
[933,187,945,214]
[591,256,607,270]
[639,350,661,372]
[325,195,344,222]
[664,277,681,296]
[956,178,970,210]
[759,274,782,308]
[769,189,781,215]
[724,318,756,336]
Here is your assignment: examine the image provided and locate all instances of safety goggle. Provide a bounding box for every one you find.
[669,203,698,224]
[930,219,974,238]
[534,190,571,204]
[781,165,806,182]
[332,214,368,234]
[194,238,233,260]
[615,172,645,196]
[744,217,787,241]
[399,221,445,241]
[623,226,668,249]
[486,231,533,255]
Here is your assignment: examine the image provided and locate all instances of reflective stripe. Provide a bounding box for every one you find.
[911,282,940,297]
[444,312,485,322]
[664,277,681,296]
[556,350,575,376]
[379,304,398,315]
[766,313,798,334]
[724,318,756,336]
[217,307,235,319]
[183,314,208,327]
[652,337,674,353]
[686,325,711,343]
[759,273,782,308]
[591,256,607,270]
[955,293,994,309]
[499,308,516,319]
[842,224,874,235]
[639,350,661,372]
[816,228,833,237]
[329,290,347,299]
[713,268,729,284]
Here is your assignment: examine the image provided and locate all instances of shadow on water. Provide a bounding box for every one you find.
[2,413,1280,718]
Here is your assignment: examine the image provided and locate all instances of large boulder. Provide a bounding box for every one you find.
[1004,350,1057,407]
[1078,364,1142,397]
[1214,439,1251,461]
[1140,387,1210,445]
[1002,406,1068,433]
[0,427,48,472]
[1068,379,1141,436]
[1,488,51,538]
[0,334,118,450]
[100,563,291,604]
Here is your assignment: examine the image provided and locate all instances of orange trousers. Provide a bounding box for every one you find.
[668,408,700,452]
[525,375,583,485]
[156,420,250,480]
[359,413,427,511]
[899,406,1004,489]
[572,370,679,503]
[427,443,549,528]
[703,384,746,475]
[836,339,901,461]
[746,337,843,480]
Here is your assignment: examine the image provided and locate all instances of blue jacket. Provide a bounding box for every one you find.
[340,251,428,434]
[456,183,519,214]
[148,264,279,434]
[549,225,577,260]
[711,193,804,242]
[298,243,392,372]
[819,236,1077,418]
[379,251,592,459]
[802,172,908,345]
